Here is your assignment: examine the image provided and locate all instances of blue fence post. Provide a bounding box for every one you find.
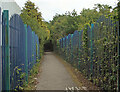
[78,31,82,70]
[24,24,28,83]
[32,31,34,65]
[90,24,94,79]
[2,10,10,90]
[71,34,73,64]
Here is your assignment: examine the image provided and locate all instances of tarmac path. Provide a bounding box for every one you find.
[36,52,77,90]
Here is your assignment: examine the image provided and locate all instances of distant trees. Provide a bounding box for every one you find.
[48,9,79,43]
[48,4,115,43]
[20,1,117,52]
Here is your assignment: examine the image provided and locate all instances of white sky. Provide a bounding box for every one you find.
[14,0,118,21]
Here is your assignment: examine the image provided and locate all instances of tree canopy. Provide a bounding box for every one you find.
[20,0,50,55]
[20,1,118,51]
[48,4,116,43]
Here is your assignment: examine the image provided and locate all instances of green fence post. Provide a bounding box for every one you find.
[90,24,94,79]
[2,10,10,90]
[5,10,10,91]
[24,24,28,83]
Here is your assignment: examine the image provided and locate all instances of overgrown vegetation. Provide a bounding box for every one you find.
[51,1,120,91]
[56,15,119,90]
[22,58,42,90]
[19,0,119,91]
[20,0,50,56]
[48,4,118,43]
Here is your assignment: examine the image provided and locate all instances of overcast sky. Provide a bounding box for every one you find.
[14,0,118,21]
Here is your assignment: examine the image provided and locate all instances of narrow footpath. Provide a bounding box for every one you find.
[36,52,77,90]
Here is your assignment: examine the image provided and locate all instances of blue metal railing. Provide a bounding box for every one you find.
[0,9,40,91]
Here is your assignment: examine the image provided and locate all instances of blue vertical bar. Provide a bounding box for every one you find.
[78,31,82,70]
[24,24,28,83]
[71,34,73,64]
[31,30,33,67]
[90,24,94,78]
[32,31,34,66]
[27,26,31,72]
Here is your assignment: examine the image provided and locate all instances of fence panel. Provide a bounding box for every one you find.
[72,31,79,68]
[10,14,26,89]
[0,10,40,90]
[78,30,83,71]
[92,16,119,90]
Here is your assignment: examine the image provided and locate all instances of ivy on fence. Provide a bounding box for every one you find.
[56,15,119,91]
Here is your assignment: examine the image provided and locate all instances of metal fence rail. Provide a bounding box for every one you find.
[56,16,119,91]
[0,9,40,91]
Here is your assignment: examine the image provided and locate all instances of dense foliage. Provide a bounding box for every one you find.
[20,0,120,91]
[48,4,117,43]
[53,2,120,91]
[56,15,119,90]
[20,0,50,56]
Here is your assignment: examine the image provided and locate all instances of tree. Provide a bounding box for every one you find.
[48,3,114,47]
[48,9,80,43]
[20,0,50,56]
[94,4,112,15]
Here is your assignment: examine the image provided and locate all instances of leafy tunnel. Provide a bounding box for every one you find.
[44,40,53,52]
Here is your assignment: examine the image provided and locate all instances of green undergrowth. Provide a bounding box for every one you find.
[23,57,43,90]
